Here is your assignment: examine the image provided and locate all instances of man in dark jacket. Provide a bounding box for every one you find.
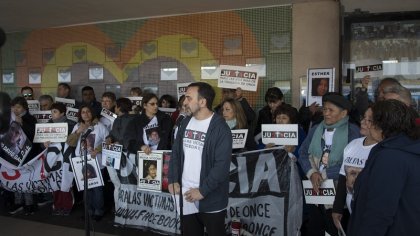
[168,82,232,236]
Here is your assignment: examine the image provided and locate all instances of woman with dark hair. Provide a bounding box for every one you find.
[255,87,298,137]
[158,94,176,108]
[222,98,256,151]
[135,93,173,155]
[312,78,329,97]
[347,99,420,236]
[66,104,109,221]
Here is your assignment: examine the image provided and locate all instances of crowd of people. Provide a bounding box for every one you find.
[0,77,419,236]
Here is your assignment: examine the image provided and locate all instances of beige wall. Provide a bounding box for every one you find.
[292,0,340,107]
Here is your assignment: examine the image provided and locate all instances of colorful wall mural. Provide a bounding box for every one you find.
[1,6,292,109]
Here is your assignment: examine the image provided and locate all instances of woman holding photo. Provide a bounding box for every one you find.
[66,104,109,221]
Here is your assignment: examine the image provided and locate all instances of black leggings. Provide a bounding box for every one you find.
[182,210,227,236]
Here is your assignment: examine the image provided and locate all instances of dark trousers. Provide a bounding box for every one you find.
[182,210,227,236]
[301,205,350,236]
[53,191,73,210]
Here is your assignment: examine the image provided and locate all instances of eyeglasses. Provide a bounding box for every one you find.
[23,93,32,97]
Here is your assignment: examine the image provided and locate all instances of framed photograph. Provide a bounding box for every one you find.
[28,67,42,84]
[57,67,71,83]
[141,41,158,59]
[223,35,242,56]
[72,45,87,63]
[42,48,56,65]
[160,62,178,81]
[89,66,104,81]
[307,68,335,106]
[106,43,121,62]
[180,38,199,58]
[201,59,220,80]
[2,69,15,84]
[137,151,163,192]
[15,50,27,67]
[269,31,291,54]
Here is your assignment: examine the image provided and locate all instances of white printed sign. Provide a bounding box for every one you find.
[158,107,176,117]
[27,100,40,112]
[218,65,259,91]
[261,124,298,146]
[177,83,191,100]
[302,179,336,205]
[102,142,122,170]
[231,129,248,149]
[55,97,76,108]
[34,123,68,143]
[30,110,52,123]
[100,108,117,122]
[70,155,104,191]
[307,68,335,106]
[66,107,79,123]
[137,152,163,192]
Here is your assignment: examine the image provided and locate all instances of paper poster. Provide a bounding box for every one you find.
[201,60,220,80]
[231,129,248,149]
[302,179,336,205]
[307,68,335,106]
[101,142,122,170]
[27,100,40,112]
[66,107,79,123]
[261,124,298,146]
[30,110,52,123]
[127,96,143,108]
[218,65,259,91]
[0,121,32,167]
[137,152,163,192]
[33,123,68,143]
[160,62,178,81]
[55,97,76,108]
[70,155,104,191]
[177,83,191,100]
[100,108,117,123]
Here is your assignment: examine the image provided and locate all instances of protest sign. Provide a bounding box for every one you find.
[137,152,163,192]
[176,83,190,100]
[66,107,79,123]
[302,179,336,205]
[306,68,335,106]
[102,142,123,170]
[127,96,143,107]
[101,108,117,122]
[261,124,298,146]
[34,123,68,143]
[55,97,76,108]
[218,65,259,91]
[231,129,248,149]
[31,110,52,123]
[27,100,40,112]
[70,155,104,191]
[0,121,32,167]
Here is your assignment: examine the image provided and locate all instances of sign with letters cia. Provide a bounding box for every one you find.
[261,124,298,146]
[33,123,68,143]
[302,179,336,205]
[231,129,248,149]
[218,65,259,91]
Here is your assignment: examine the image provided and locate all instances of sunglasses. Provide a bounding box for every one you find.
[23,93,33,97]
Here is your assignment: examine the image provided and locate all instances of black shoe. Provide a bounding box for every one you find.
[8,204,23,215]
[23,205,35,215]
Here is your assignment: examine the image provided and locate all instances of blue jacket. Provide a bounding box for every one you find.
[298,122,360,181]
[168,113,232,212]
[348,134,420,236]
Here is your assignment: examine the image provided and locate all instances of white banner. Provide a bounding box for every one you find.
[261,124,298,146]
[34,123,68,143]
[218,65,259,91]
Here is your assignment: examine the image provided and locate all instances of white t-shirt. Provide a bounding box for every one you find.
[181,115,213,190]
[339,137,376,213]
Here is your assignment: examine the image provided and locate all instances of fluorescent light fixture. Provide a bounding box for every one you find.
[382,60,398,64]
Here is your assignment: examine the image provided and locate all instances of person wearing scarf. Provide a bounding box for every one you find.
[298,93,360,236]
